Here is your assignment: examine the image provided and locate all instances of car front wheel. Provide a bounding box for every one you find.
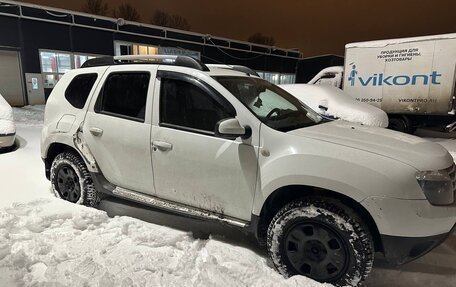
[50,152,100,207]
[267,198,374,286]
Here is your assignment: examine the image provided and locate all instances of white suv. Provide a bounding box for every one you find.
[41,55,456,286]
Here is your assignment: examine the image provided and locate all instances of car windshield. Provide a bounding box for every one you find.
[214,76,323,132]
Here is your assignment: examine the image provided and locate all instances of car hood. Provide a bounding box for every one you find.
[289,120,453,171]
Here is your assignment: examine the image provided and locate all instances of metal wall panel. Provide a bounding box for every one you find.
[0,50,24,106]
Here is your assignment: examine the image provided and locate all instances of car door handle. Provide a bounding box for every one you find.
[152,141,173,151]
[89,127,103,137]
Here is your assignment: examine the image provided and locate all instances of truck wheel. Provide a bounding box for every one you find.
[267,198,374,286]
[50,152,100,207]
[388,116,414,134]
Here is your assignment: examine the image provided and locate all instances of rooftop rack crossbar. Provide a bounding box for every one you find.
[207,64,260,77]
[81,55,210,71]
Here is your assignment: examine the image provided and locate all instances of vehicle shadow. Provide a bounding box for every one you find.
[15,134,27,149]
[0,135,26,154]
[98,197,269,257]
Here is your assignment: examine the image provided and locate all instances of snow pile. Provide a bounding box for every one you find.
[0,199,328,287]
[0,94,15,134]
[281,84,389,128]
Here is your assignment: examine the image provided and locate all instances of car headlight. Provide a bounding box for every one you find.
[416,169,455,205]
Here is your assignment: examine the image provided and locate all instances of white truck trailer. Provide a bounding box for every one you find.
[308,33,456,133]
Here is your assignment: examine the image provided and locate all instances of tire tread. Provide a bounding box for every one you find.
[50,152,100,207]
[266,197,374,286]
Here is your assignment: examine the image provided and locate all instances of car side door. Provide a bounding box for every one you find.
[151,69,259,221]
[83,65,157,195]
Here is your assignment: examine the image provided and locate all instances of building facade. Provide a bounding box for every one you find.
[0,0,301,106]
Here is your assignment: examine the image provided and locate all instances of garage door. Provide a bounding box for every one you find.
[0,50,24,106]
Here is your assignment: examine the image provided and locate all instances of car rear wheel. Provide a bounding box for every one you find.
[267,198,374,286]
[50,152,100,207]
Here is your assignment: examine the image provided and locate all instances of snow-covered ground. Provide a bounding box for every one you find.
[0,106,455,286]
[1,199,330,287]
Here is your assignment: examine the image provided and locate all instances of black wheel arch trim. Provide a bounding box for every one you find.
[43,143,87,180]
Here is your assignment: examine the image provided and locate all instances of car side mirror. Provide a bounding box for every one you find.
[215,118,251,139]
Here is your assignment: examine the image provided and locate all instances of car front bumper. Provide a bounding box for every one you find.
[381,223,456,265]
[362,196,456,265]
[362,196,456,237]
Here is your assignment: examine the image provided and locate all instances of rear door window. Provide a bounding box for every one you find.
[95,72,150,122]
[65,73,98,109]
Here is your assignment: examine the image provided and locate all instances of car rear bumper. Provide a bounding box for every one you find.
[381,223,456,265]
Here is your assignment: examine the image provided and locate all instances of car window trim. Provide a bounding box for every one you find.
[159,122,216,137]
[97,110,146,123]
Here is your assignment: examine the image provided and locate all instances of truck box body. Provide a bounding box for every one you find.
[343,34,456,116]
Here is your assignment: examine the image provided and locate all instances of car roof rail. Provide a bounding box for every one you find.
[81,55,210,71]
[206,64,260,77]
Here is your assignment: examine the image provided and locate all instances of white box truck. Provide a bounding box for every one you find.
[309,33,456,133]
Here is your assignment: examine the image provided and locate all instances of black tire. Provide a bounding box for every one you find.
[388,116,415,134]
[267,198,374,286]
[50,152,100,207]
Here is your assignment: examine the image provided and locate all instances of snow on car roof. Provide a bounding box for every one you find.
[281,84,389,128]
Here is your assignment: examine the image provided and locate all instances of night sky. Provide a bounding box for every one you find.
[21,0,456,57]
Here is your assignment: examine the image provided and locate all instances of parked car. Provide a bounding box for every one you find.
[41,55,456,286]
[280,84,389,127]
[0,93,16,150]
